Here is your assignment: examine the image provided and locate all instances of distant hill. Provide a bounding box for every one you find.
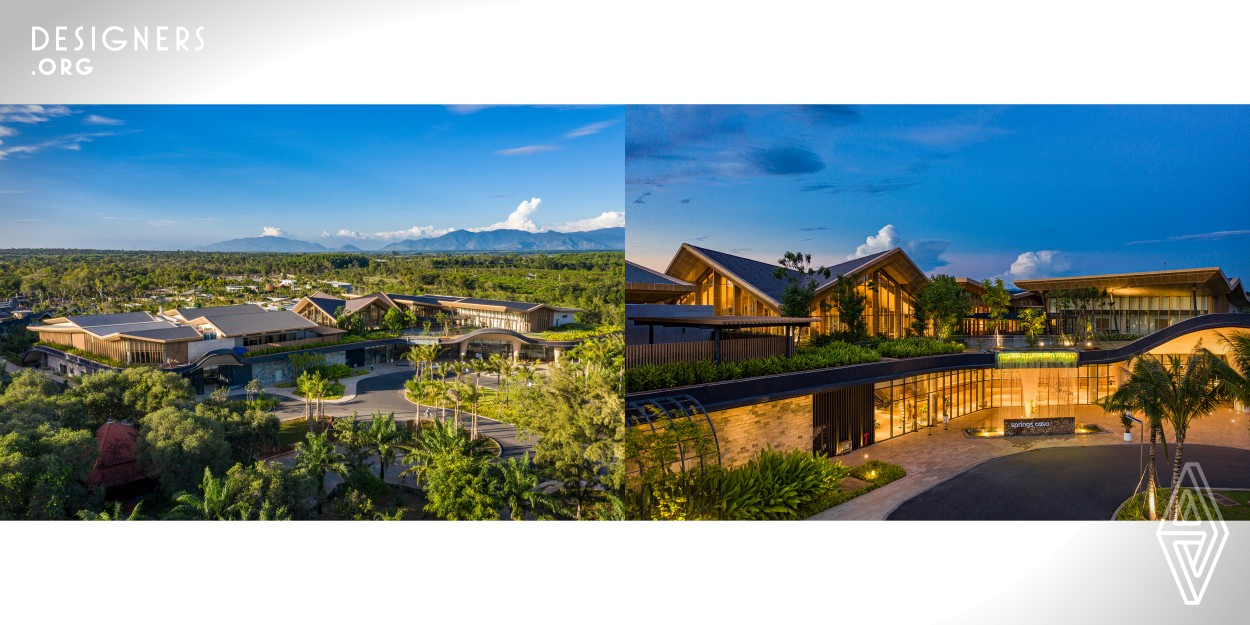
[198,228,624,253]
[197,236,331,253]
[382,227,625,251]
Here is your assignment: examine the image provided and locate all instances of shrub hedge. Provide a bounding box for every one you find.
[623,341,880,393]
[872,337,965,358]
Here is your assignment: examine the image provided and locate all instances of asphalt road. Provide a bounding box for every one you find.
[270,370,535,459]
[888,444,1250,520]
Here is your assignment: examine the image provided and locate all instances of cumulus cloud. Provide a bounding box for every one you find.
[495,145,560,156]
[1004,250,1071,281]
[371,225,454,240]
[323,228,368,239]
[260,226,285,237]
[472,197,544,232]
[565,120,617,139]
[847,224,951,271]
[83,114,124,126]
[551,211,624,232]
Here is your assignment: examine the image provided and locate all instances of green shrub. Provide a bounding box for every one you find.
[1094,332,1142,342]
[624,341,880,393]
[872,337,965,358]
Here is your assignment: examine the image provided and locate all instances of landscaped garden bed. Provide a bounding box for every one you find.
[1115,488,1250,521]
[623,341,880,393]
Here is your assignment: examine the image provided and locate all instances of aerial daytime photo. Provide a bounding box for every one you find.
[623,105,1250,521]
[0,105,625,521]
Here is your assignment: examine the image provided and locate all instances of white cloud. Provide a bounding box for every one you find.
[846,224,950,271]
[1004,250,1071,281]
[371,225,454,241]
[847,224,901,260]
[0,131,117,160]
[0,105,71,124]
[260,226,285,237]
[565,120,617,139]
[495,145,560,156]
[84,114,124,126]
[472,197,544,232]
[551,211,625,232]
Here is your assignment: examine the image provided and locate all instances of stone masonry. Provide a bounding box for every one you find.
[708,396,813,467]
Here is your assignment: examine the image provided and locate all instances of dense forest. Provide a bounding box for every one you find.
[0,250,624,326]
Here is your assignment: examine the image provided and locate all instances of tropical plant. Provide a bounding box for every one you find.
[914,275,970,340]
[362,412,406,481]
[494,453,557,520]
[772,251,830,319]
[1105,348,1234,519]
[294,431,347,511]
[77,501,144,521]
[1017,308,1047,346]
[828,273,870,339]
[981,277,1011,341]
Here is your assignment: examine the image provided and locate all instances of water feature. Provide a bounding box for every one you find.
[995,350,1079,420]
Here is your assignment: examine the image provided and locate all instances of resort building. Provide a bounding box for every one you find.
[163,304,344,352]
[664,244,927,337]
[1014,267,1247,336]
[625,243,1250,467]
[292,291,580,334]
[32,312,203,368]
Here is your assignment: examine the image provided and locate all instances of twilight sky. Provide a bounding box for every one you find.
[625,105,1250,285]
[0,105,624,249]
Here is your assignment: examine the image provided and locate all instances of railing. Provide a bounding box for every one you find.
[626,336,789,368]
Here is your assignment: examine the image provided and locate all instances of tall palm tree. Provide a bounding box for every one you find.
[405,376,432,426]
[363,411,406,481]
[295,431,348,510]
[460,379,483,440]
[403,343,444,380]
[1102,357,1171,520]
[469,357,489,388]
[1112,348,1232,519]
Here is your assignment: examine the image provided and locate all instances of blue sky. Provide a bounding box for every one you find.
[0,105,624,249]
[626,105,1250,285]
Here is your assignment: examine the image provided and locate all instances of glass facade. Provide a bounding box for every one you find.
[871,363,1115,443]
[1045,290,1212,335]
[813,269,915,338]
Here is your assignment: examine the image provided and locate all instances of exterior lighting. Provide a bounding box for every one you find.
[1038,341,1045,347]
[866,470,878,480]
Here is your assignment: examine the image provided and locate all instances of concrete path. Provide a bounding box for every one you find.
[810,404,1250,520]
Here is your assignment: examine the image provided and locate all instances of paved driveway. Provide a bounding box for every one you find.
[268,370,534,459]
[887,444,1250,520]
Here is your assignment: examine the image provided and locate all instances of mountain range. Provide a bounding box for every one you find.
[196,228,624,253]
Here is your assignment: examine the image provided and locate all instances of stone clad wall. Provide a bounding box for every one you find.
[251,349,348,386]
[707,396,813,467]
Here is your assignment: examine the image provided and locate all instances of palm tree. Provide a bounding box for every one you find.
[403,343,444,380]
[1102,357,1171,520]
[469,357,489,388]
[363,411,406,481]
[1111,348,1232,519]
[399,417,493,486]
[296,371,330,432]
[170,468,232,520]
[460,379,483,440]
[295,431,347,510]
[1218,331,1250,408]
[405,376,432,426]
[245,378,262,403]
[77,501,144,521]
[494,452,556,520]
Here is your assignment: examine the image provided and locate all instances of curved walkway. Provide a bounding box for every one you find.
[888,444,1250,520]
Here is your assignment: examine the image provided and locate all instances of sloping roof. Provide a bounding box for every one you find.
[181,304,317,336]
[666,244,901,307]
[301,292,347,317]
[388,293,451,307]
[440,297,546,313]
[1014,267,1233,294]
[89,421,144,488]
[45,312,200,342]
[626,260,694,287]
[343,292,399,313]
